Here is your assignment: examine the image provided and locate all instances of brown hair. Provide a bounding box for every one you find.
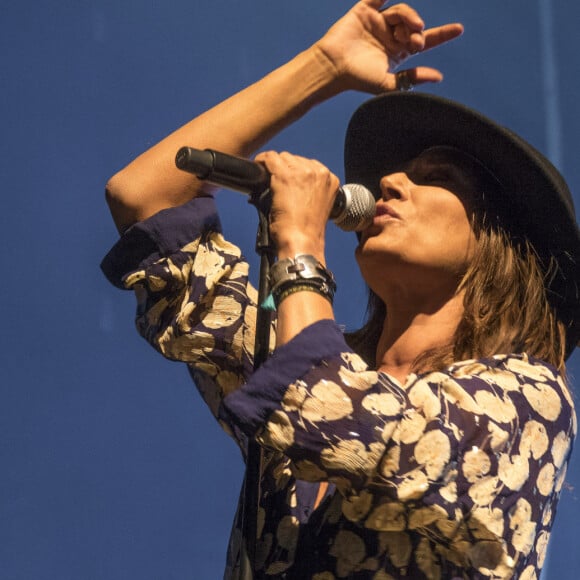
[346,215,568,374]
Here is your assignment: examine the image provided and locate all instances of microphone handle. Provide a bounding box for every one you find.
[175,147,270,195]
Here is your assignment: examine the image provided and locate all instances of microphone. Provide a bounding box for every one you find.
[175,147,376,232]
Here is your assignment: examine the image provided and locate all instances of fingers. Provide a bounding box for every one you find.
[255,150,317,174]
[363,0,390,8]
[255,151,339,194]
[423,23,464,52]
[380,4,463,57]
[385,66,444,92]
[392,25,425,54]
[380,4,427,59]
[403,66,444,85]
[382,3,425,33]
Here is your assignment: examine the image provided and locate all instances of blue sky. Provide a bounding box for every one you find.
[2,1,579,578]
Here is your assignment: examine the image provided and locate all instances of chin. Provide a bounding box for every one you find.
[355,240,398,275]
[357,234,396,258]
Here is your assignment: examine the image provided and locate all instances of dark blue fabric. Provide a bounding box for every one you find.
[219,319,349,436]
[294,479,335,524]
[101,196,221,288]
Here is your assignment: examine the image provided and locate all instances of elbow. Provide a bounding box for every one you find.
[104,174,120,212]
[104,171,141,234]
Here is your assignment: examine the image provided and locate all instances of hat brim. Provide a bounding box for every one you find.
[344,92,580,355]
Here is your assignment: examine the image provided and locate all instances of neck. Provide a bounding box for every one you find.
[375,284,465,384]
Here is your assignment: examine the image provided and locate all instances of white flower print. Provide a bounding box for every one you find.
[281,381,308,413]
[397,411,427,444]
[414,430,451,480]
[366,502,406,531]
[551,430,570,469]
[329,530,366,577]
[462,448,491,483]
[342,490,374,522]
[258,410,295,451]
[302,380,353,422]
[321,439,383,476]
[361,392,402,417]
[378,531,412,569]
[536,463,555,497]
[468,476,500,507]
[397,470,430,501]
[339,366,378,391]
[522,382,562,421]
[200,295,243,329]
[408,381,441,419]
[498,454,529,491]
[519,420,549,460]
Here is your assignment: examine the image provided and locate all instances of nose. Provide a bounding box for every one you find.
[379,172,410,201]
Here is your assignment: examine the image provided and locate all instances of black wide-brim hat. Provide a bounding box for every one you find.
[344,92,580,357]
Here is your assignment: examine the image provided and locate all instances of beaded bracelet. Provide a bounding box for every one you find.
[272,280,335,308]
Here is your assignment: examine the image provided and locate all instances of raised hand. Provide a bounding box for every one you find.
[314,0,464,94]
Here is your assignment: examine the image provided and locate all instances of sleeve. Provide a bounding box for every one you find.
[219,319,408,491]
[101,197,269,448]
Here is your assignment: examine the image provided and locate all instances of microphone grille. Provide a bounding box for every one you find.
[333,183,376,232]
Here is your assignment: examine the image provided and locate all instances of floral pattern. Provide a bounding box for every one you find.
[102,198,576,579]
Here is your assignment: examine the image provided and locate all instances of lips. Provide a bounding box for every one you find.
[373,203,401,222]
[358,203,401,243]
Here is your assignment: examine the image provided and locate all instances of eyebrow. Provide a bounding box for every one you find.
[406,154,470,177]
[403,153,482,197]
[410,147,504,192]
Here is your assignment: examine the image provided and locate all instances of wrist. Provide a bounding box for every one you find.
[277,245,325,265]
[273,231,325,263]
[269,254,337,308]
[303,45,345,98]
[269,46,344,117]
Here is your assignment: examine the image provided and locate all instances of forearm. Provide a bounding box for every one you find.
[275,292,334,347]
[106,46,340,233]
[274,232,335,348]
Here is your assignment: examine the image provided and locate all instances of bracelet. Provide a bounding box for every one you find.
[273,282,334,308]
[267,254,337,309]
[269,254,336,294]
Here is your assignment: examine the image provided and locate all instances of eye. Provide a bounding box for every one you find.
[423,169,452,183]
[412,167,453,185]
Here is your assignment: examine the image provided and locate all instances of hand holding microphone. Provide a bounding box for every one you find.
[175,147,376,232]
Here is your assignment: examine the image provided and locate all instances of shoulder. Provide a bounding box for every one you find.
[420,354,576,434]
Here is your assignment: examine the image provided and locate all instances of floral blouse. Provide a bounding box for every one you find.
[102,197,576,580]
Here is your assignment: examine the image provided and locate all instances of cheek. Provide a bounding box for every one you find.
[434,196,473,237]
[449,206,475,244]
[416,203,475,263]
[437,216,476,266]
